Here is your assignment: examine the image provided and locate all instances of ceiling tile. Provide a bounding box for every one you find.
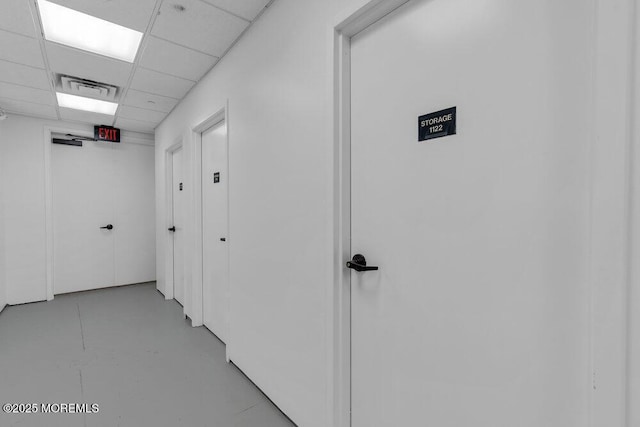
[0,97,58,119]
[130,68,194,99]
[0,82,54,105]
[47,0,157,32]
[139,36,218,81]
[0,29,45,68]
[151,0,249,57]
[46,42,133,89]
[201,0,270,21]
[0,60,50,90]
[115,117,156,134]
[0,0,38,38]
[118,105,166,123]
[59,107,114,125]
[123,89,178,113]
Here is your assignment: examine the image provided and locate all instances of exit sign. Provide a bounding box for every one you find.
[94,125,120,143]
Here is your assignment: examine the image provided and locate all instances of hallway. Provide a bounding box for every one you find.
[0,0,638,425]
[0,283,294,427]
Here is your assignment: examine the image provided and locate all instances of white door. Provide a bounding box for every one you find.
[201,121,229,341]
[350,1,591,426]
[113,142,156,285]
[172,148,185,306]
[52,141,115,294]
[53,139,156,294]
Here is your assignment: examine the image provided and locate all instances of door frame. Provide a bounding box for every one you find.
[163,139,183,302]
[197,111,230,343]
[189,104,228,330]
[330,2,410,425]
[330,1,636,426]
[44,125,155,300]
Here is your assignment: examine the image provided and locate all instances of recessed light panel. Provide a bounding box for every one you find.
[56,92,118,115]
[38,0,143,63]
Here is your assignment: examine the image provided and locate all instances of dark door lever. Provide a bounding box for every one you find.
[220,237,226,242]
[100,224,113,230]
[346,254,378,272]
[168,226,176,232]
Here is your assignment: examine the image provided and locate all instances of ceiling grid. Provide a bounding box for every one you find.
[0,0,274,134]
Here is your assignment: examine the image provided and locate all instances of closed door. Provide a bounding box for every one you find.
[172,148,185,306]
[53,141,115,294]
[201,121,229,341]
[350,1,591,426]
[53,140,156,294]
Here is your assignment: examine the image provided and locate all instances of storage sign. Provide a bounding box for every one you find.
[418,107,456,142]
[94,125,120,143]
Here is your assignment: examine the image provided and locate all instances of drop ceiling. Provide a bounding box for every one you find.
[0,0,273,134]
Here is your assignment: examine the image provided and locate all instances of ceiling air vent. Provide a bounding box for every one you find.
[58,75,119,102]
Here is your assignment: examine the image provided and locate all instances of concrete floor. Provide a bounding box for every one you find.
[0,283,295,427]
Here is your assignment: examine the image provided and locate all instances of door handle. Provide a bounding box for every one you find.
[100,224,113,230]
[346,254,378,272]
[220,237,226,242]
[168,226,176,232]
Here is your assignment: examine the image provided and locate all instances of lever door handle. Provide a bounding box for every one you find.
[346,254,378,272]
[168,226,176,232]
[220,237,226,242]
[100,224,113,230]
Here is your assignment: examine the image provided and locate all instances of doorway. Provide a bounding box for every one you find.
[201,119,229,342]
[340,0,593,426]
[52,136,155,294]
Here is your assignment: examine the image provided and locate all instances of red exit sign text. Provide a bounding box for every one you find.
[94,126,120,143]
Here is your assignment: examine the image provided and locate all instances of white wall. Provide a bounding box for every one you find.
[0,114,49,304]
[155,1,365,425]
[154,1,637,427]
[0,114,153,305]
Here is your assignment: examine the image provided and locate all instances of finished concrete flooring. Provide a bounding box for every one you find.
[0,283,295,427]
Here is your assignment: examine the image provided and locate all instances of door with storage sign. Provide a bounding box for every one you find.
[349,1,592,426]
